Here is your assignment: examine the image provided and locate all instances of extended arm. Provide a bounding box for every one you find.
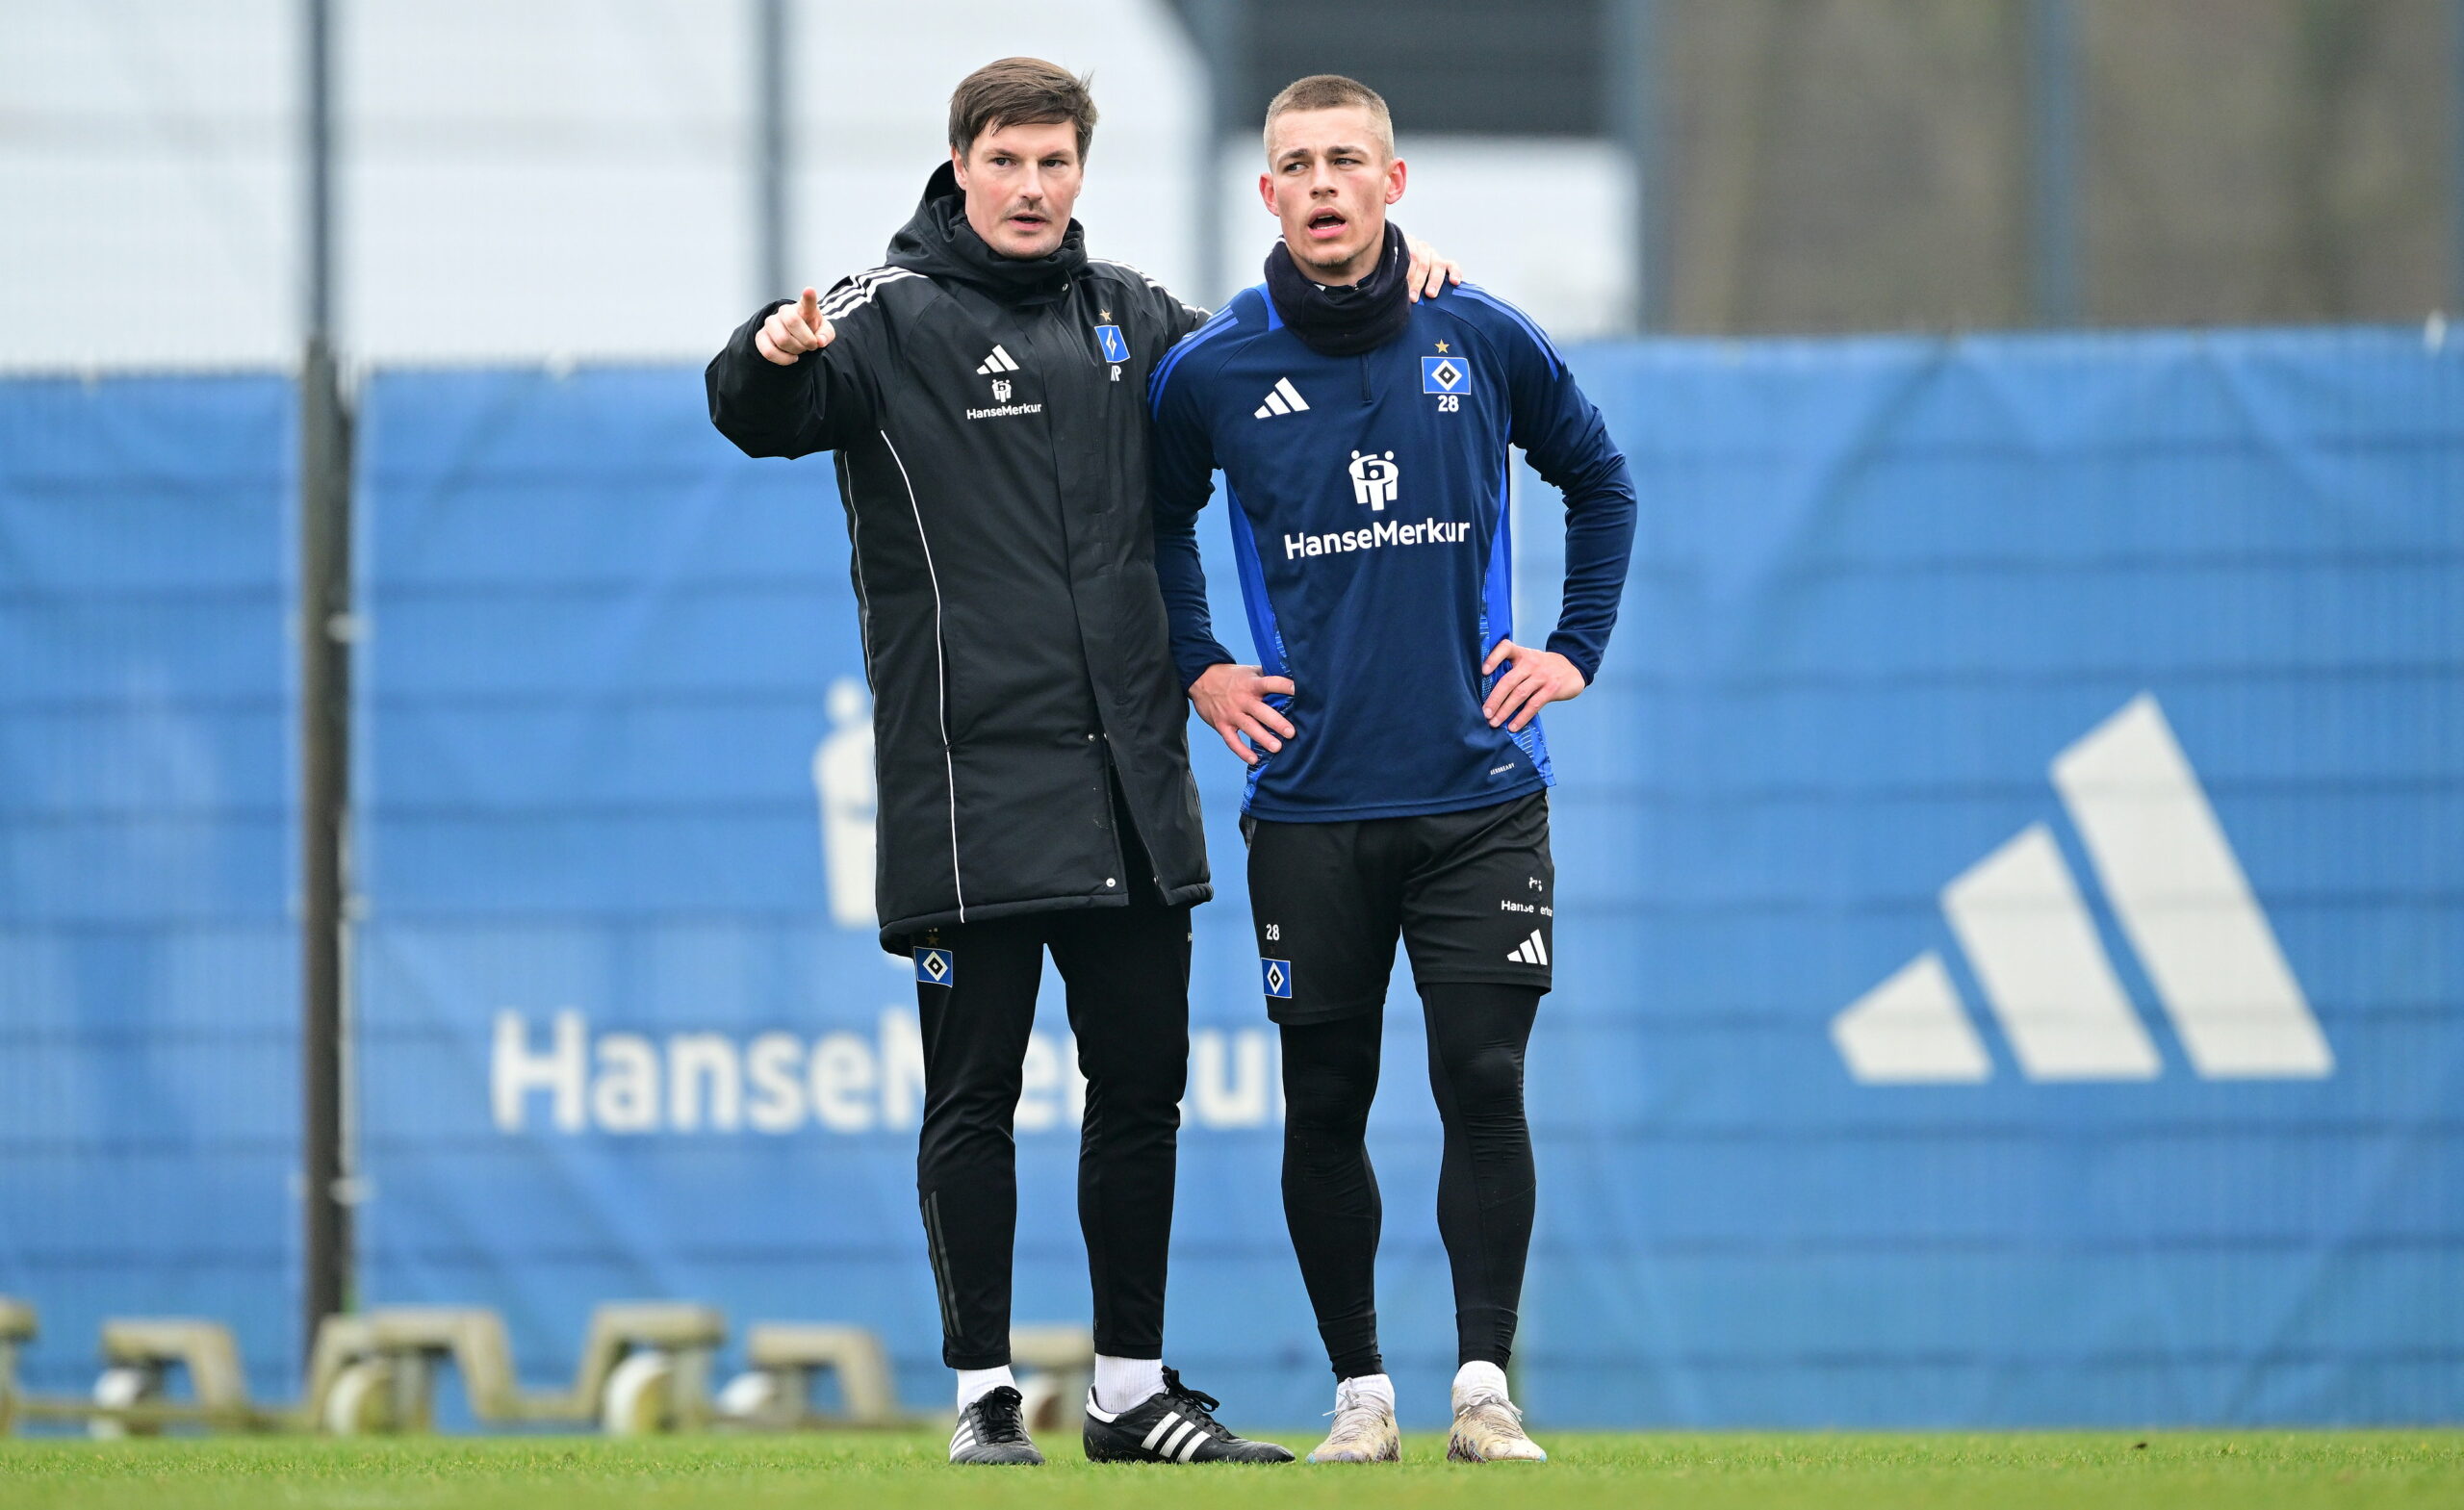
[705,286,880,459]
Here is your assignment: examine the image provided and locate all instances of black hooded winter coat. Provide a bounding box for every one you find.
[706,166,1215,950]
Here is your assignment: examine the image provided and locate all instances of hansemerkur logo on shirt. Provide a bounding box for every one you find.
[1282,447,1472,561]
[1348,449,1400,509]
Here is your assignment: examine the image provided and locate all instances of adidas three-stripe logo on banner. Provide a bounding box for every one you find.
[975,345,1020,375]
[1831,693,2332,1085]
[1508,931,1549,965]
[1253,376,1310,418]
[1142,1409,1211,1462]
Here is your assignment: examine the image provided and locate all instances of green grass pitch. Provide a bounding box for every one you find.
[3,1431,2461,1509]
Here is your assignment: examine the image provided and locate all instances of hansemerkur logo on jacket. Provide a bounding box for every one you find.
[706,163,1216,948]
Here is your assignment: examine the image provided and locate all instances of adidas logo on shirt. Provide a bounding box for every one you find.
[975,345,1021,375]
[1507,931,1549,966]
[1253,377,1310,419]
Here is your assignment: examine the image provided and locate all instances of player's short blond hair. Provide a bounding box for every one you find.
[1263,74,1394,162]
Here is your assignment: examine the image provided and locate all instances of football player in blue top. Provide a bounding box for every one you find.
[1147,74,1637,1464]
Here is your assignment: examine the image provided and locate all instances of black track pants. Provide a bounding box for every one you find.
[1280,982,1540,1378]
[913,889,1192,1369]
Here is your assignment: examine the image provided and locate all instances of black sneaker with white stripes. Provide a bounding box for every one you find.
[949,1386,1043,1466]
[1082,1367,1295,1464]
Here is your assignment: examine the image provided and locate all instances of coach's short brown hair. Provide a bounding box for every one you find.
[948,57,1098,162]
[1263,73,1394,160]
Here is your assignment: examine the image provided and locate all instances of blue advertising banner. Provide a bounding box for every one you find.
[11,323,2450,1429]
[1518,327,2463,1425]
[0,373,299,1398]
[346,329,2463,1427]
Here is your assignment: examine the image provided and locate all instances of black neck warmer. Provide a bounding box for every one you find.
[1264,222,1412,357]
[886,161,1089,307]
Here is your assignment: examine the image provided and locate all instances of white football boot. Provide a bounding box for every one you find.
[1447,1373,1547,1463]
[1307,1376,1401,1463]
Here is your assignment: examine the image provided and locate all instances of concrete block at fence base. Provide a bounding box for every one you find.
[101,1319,253,1417]
[1009,1325,1095,1435]
[736,1323,902,1428]
[0,1296,33,1435]
[308,1303,726,1434]
[571,1304,726,1433]
[84,1318,278,1435]
[0,1310,280,1437]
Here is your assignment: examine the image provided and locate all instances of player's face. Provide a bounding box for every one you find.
[1260,107,1405,282]
[954,120,1083,260]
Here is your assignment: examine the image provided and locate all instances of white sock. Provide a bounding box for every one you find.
[1452,1360,1510,1406]
[1339,1372,1396,1412]
[956,1366,1015,1412]
[1092,1355,1165,1413]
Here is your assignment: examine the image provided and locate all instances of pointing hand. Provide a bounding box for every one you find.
[756,287,836,366]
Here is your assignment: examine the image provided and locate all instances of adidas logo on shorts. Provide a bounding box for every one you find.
[1507,931,1549,965]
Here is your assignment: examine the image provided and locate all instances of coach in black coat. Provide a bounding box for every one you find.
[705,58,1275,1450]
[708,159,1213,951]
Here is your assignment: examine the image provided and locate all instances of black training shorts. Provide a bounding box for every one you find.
[1244,791,1554,1024]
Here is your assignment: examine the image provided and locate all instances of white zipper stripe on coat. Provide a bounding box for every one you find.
[841,466,876,691]
[879,429,964,920]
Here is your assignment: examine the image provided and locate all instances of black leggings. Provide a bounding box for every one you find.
[914,889,1191,1369]
[1280,983,1540,1379]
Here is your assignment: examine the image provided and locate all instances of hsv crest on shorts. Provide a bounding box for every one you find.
[914,947,955,986]
[1261,958,1293,999]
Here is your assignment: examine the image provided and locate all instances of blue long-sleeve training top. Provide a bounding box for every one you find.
[1149,280,1637,822]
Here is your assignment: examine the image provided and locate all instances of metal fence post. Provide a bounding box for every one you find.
[2452,0,2464,312]
[1187,0,1245,310]
[2028,0,2083,325]
[755,0,790,304]
[1607,0,1664,332]
[298,0,354,1366]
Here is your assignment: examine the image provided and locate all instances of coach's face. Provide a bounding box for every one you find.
[1261,106,1405,283]
[954,120,1082,261]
